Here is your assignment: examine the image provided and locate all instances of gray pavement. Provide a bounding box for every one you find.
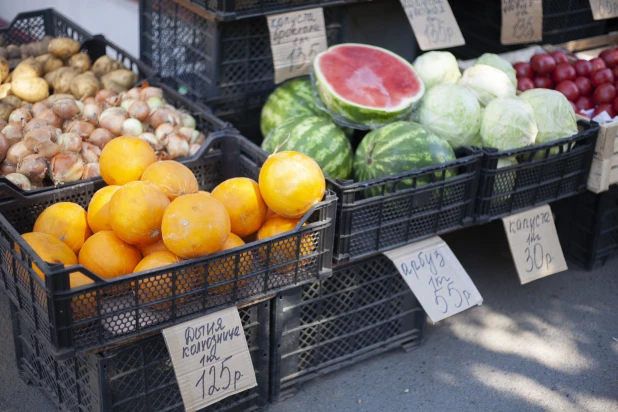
[1,221,617,412]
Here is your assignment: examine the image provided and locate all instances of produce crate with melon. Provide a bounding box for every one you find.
[269,254,425,402]
[0,132,336,358]
[10,297,271,412]
[260,43,483,262]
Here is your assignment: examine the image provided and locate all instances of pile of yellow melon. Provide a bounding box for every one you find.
[19,136,325,312]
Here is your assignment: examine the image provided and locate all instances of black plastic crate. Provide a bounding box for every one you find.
[0,133,336,358]
[185,0,370,21]
[139,0,348,101]
[269,254,425,402]
[475,121,599,223]
[11,298,270,412]
[447,0,618,60]
[329,149,482,263]
[554,185,618,270]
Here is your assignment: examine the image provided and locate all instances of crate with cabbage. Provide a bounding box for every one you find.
[412,50,598,220]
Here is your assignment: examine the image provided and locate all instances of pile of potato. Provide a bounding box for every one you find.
[0,35,54,67]
[0,85,206,191]
[0,37,138,110]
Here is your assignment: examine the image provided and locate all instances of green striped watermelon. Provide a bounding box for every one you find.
[262,115,353,180]
[314,44,424,128]
[260,77,353,138]
[354,121,457,198]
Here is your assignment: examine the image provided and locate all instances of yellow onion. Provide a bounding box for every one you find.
[17,154,48,182]
[50,152,84,184]
[87,128,114,149]
[163,133,190,159]
[179,113,196,128]
[128,100,149,122]
[140,87,163,101]
[147,97,165,111]
[81,162,100,179]
[80,142,101,163]
[121,118,143,136]
[57,132,82,153]
[0,132,8,163]
[82,103,102,126]
[154,123,175,141]
[0,161,16,175]
[23,128,61,158]
[5,172,31,190]
[9,107,32,124]
[124,88,141,101]
[35,109,63,128]
[2,122,24,145]
[65,120,95,138]
[31,102,50,118]
[52,98,80,120]
[6,141,33,165]
[189,143,201,156]
[99,107,127,135]
[137,132,163,152]
[95,89,118,104]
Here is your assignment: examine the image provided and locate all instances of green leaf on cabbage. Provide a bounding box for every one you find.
[480,96,538,151]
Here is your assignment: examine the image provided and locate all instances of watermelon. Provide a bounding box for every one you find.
[354,121,457,198]
[260,77,353,137]
[262,115,353,180]
[313,44,425,128]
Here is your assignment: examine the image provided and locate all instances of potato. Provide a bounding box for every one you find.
[12,58,44,79]
[35,54,64,74]
[6,45,20,60]
[71,72,100,99]
[0,102,13,121]
[91,55,123,78]
[0,57,8,83]
[11,77,50,103]
[51,67,78,93]
[0,84,11,99]
[0,48,6,59]
[48,37,81,60]
[1,96,21,109]
[101,69,138,93]
[68,53,91,73]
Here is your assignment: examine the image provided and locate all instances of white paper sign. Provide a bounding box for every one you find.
[501,0,543,45]
[399,0,465,51]
[502,205,568,284]
[589,0,618,20]
[162,307,257,411]
[384,237,483,323]
[267,8,328,84]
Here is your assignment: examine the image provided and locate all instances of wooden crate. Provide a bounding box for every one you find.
[588,121,618,193]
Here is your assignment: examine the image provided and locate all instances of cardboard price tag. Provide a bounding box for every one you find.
[501,0,543,45]
[267,8,328,84]
[384,237,483,323]
[162,307,257,412]
[589,0,618,20]
[502,205,568,284]
[399,0,465,51]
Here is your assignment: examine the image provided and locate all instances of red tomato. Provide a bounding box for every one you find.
[555,80,580,102]
[593,103,615,118]
[600,49,618,68]
[612,66,618,79]
[574,76,592,96]
[513,62,533,79]
[552,63,576,83]
[575,96,594,111]
[533,75,554,89]
[530,54,556,75]
[591,57,607,71]
[591,68,614,87]
[517,77,535,91]
[572,60,593,77]
[550,51,570,64]
[593,83,617,104]
[613,97,618,114]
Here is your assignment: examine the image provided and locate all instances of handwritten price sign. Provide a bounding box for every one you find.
[384,237,482,323]
[267,8,328,84]
[589,0,618,20]
[399,0,465,50]
[502,205,568,284]
[162,307,256,411]
[501,0,543,45]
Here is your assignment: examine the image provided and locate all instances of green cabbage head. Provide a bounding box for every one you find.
[413,51,461,89]
[476,53,517,87]
[480,97,538,150]
[458,64,516,105]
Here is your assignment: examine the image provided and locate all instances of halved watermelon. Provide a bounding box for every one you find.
[313,44,425,128]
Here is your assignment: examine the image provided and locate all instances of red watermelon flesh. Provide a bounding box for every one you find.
[316,44,423,109]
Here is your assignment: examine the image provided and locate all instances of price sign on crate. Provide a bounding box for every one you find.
[162,307,257,411]
[589,0,618,20]
[501,0,543,45]
[502,205,568,284]
[398,0,465,51]
[267,8,328,84]
[384,237,482,323]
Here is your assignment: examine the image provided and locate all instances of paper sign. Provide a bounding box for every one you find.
[501,0,543,45]
[162,307,257,411]
[502,205,568,284]
[384,237,483,323]
[399,0,465,51]
[589,0,618,20]
[267,8,328,84]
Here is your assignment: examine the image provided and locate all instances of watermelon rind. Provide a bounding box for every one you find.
[260,77,354,138]
[313,44,425,129]
[354,121,457,198]
[262,115,353,180]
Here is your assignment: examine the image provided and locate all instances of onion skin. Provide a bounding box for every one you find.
[24,119,53,134]
[52,98,80,120]
[80,142,101,164]
[57,132,82,153]
[155,123,175,141]
[137,132,163,151]
[4,172,31,190]
[35,109,63,128]
[50,152,84,184]
[23,128,60,158]
[140,87,163,101]
[65,120,95,139]
[17,154,48,183]
[2,122,24,145]
[9,107,32,124]
[0,161,16,176]
[6,142,33,165]
[163,133,190,159]
[81,162,100,179]
[87,128,114,149]
[82,103,102,126]
[128,100,149,122]
[95,89,118,104]
[31,102,50,118]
